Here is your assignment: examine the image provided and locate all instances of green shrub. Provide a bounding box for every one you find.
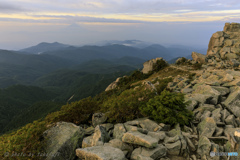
[192,63,202,70]
[102,87,155,123]
[152,59,169,72]
[117,70,149,87]
[175,57,190,65]
[0,120,47,160]
[155,78,173,94]
[140,90,193,126]
[45,97,99,125]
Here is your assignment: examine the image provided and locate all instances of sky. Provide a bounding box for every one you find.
[0,0,240,50]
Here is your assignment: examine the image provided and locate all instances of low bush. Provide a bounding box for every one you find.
[192,63,202,70]
[140,90,193,126]
[151,59,169,73]
[101,87,155,123]
[45,97,99,125]
[175,57,192,66]
[0,120,47,160]
[155,78,173,94]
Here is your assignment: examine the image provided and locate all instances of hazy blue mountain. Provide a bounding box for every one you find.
[20,42,70,54]
[96,40,153,49]
[42,44,175,62]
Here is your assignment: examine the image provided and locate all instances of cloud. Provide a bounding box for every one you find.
[0,2,25,13]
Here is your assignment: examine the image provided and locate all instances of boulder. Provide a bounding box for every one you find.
[221,109,230,122]
[222,89,240,118]
[105,77,121,91]
[225,115,236,126]
[192,84,220,105]
[76,146,125,160]
[197,117,216,138]
[125,118,161,132]
[137,155,154,160]
[197,136,211,157]
[92,125,110,146]
[211,86,230,96]
[100,123,114,131]
[185,136,196,152]
[131,148,142,160]
[142,57,166,74]
[166,124,188,156]
[147,131,166,141]
[113,123,127,140]
[191,52,206,64]
[82,135,93,148]
[124,124,148,134]
[211,108,222,122]
[139,118,162,132]
[122,131,158,148]
[43,122,85,160]
[92,112,108,127]
[104,139,133,156]
[141,144,167,160]
[165,140,181,156]
[82,125,110,148]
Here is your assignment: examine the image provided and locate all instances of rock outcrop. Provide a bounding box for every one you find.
[191,52,206,64]
[206,22,240,68]
[142,57,166,74]
[105,77,122,91]
[42,122,85,160]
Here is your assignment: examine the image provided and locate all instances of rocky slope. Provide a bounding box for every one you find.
[33,23,240,160]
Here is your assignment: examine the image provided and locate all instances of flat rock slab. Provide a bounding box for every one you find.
[43,122,85,160]
[197,117,216,138]
[76,146,125,160]
[122,131,158,148]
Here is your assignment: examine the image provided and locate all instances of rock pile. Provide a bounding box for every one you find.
[168,69,240,159]
[206,22,240,68]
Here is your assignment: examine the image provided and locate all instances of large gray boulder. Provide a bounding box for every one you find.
[43,122,85,160]
[113,123,127,140]
[141,144,167,160]
[222,89,240,118]
[76,146,125,160]
[104,139,133,157]
[82,125,110,148]
[122,131,158,148]
[197,117,216,138]
[130,145,167,160]
[197,136,211,158]
[125,118,161,132]
[192,84,220,105]
[165,140,182,156]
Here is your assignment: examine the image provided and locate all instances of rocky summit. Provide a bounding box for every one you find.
[19,22,240,160]
[206,22,240,69]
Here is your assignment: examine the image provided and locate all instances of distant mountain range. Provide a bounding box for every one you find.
[0,40,207,134]
[20,42,70,54]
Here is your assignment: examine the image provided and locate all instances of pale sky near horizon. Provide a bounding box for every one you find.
[0,0,239,50]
